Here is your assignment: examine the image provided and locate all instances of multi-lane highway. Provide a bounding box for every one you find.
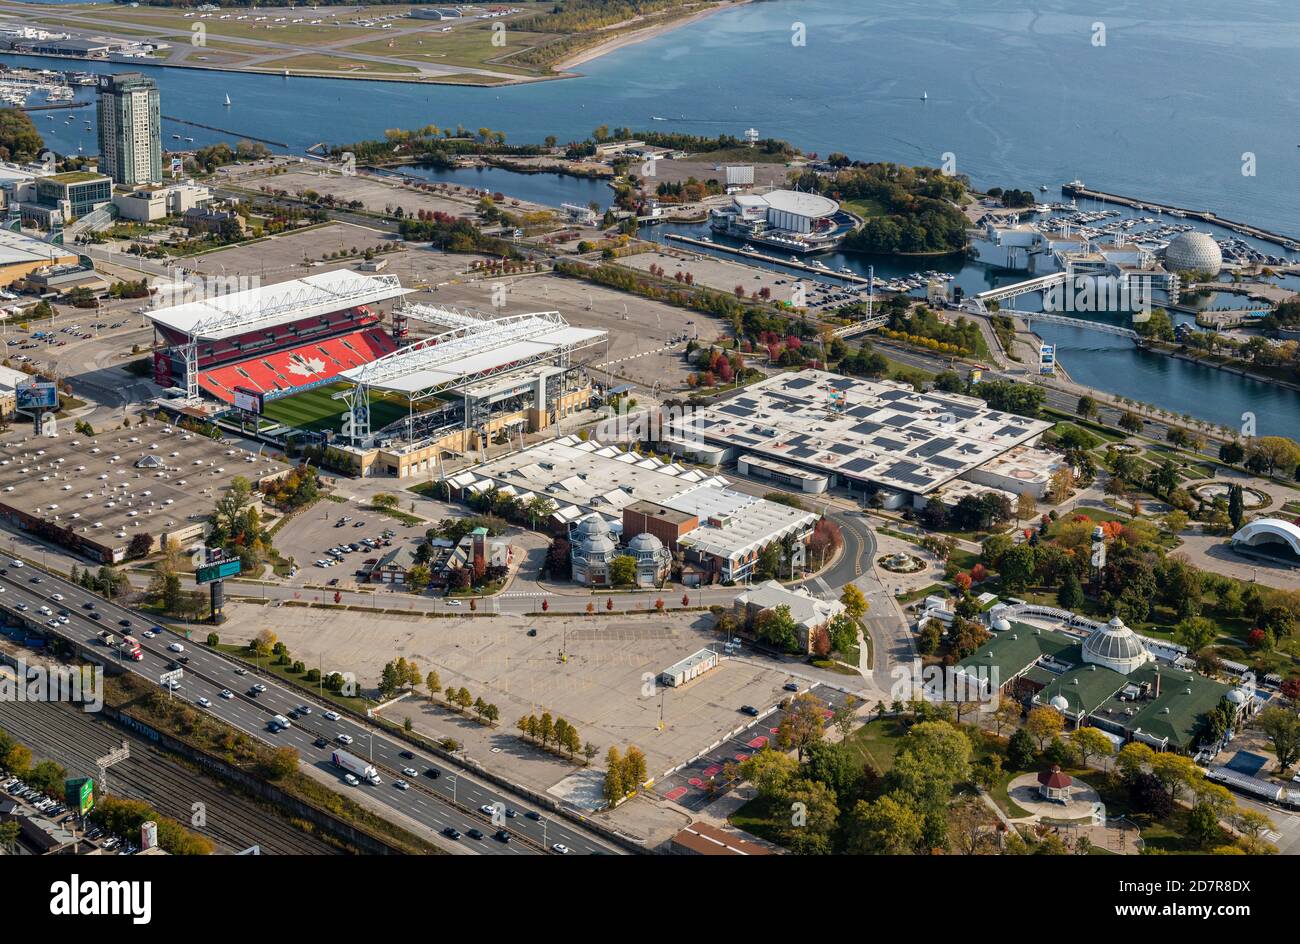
[0,560,619,856]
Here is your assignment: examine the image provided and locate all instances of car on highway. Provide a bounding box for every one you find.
[313,737,328,748]
[479,804,496,817]
[442,827,461,840]
[87,612,100,621]
[168,642,184,653]
[219,689,233,699]
[246,688,260,698]
[196,697,211,708]
[343,773,359,786]
[323,711,341,721]
[253,683,267,693]
[394,779,409,790]
[81,602,95,609]
[552,843,570,854]
[504,808,517,818]
[50,593,63,601]
[466,828,484,841]
[494,830,511,844]
[233,666,247,675]
[424,768,440,779]
[336,734,354,745]
[9,559,22,567]
[29,575,41,583]
[46,619,59,628]
[446,599,462,607]
[164,679,181,691]
[141,629,156,638]
[118,619,131,628]
[524,811,542,821]
[401,767,417,777]
[13,602,26,611]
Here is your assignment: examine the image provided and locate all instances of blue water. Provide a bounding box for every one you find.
[379,163,613,212]
[6,0,1299,435]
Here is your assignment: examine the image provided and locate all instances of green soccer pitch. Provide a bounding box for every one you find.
[259,382,412,434]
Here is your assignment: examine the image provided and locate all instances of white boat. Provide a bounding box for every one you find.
[921,91,928,101]
[223,93,232,106]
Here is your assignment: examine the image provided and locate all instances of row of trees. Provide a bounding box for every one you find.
[517,712,594,762]
[603,744,648,807]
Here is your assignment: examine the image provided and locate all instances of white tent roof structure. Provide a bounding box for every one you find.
[147,269,411,340]
[342,311,606,399]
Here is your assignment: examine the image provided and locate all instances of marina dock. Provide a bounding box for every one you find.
[664,233,872,285]
[1062,182,1300,251]
[162,115,288,149]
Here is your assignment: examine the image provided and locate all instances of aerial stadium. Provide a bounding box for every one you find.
[145,270,609,478]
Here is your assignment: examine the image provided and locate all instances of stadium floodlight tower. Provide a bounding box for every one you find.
[339,310,606,448]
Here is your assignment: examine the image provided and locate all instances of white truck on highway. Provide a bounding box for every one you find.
[331,749,380,785]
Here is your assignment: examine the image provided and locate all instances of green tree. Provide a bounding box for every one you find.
[1258,706,1300,773]
[608,554,637,587]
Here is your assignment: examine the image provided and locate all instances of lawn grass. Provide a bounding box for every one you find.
[261,382,411,434]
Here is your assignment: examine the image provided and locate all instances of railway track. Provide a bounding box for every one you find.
[0,698,342,856]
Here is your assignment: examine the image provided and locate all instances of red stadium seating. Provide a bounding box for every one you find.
[198,327,399,404]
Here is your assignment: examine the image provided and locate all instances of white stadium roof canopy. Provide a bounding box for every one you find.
[146,269,411,341]
[342,310,606,398]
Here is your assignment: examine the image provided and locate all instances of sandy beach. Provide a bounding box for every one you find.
[555,0,749,72]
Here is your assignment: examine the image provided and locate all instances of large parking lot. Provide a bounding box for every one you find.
[214,598,802,794]
[268,500,429,586]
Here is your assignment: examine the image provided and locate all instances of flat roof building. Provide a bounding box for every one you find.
[663,369,1053,503]
[0,420,279,563]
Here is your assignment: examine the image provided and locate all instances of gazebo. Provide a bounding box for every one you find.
[1037,765,1073,803]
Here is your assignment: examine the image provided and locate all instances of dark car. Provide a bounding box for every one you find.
[314,737,328,748]
[783,682,799,692]
[168,661,181,670]
[118,619,131,628]
[288,710,300,720]
[524,811,541,821]
[494,830,511,843]
[178,656,190,665]
[247,688,260,698]
[424,768,440,779]
[526,628,537,637]
[442,827,461,840]
[82,602,95,609]
[466,828,484,841]
[399,750,414,760]
[29,575,41,583]
[88,612,101,621]
[740,705,760,717]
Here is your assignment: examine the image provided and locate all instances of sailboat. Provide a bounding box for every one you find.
[223,93,232,107]
[921,91,928,101]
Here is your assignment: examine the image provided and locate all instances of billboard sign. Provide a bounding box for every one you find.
[232,387,263,415]
[196,558,241,585]
[64,776,94,816]
[15,381,59,411]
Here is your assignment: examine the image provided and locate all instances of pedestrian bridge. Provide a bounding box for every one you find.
[832,315,887,339]
[975,271,1071,305]
[1021,311,1139,339]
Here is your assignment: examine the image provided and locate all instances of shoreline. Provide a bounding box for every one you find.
[555,1,749,72]
[0,1,746,90]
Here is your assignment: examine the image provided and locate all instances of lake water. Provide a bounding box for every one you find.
[6,0,1299,435]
